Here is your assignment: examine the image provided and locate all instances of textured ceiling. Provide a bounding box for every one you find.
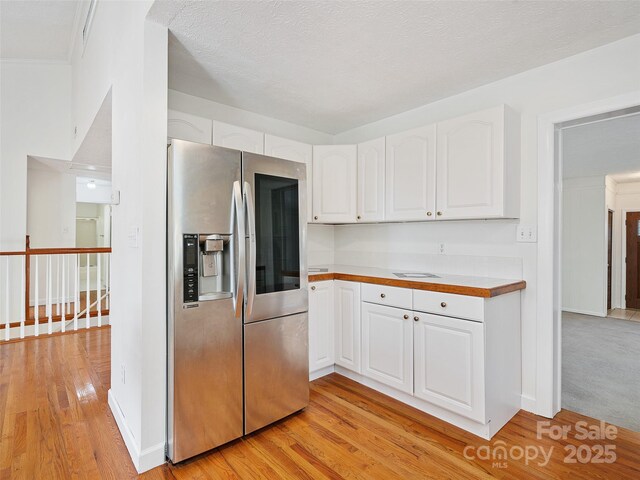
[0,0,82,61]
[149,0,640,134]
[562,113,640,179]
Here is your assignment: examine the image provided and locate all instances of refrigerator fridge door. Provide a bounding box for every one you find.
[244,312,310,434]
[242,153,308,323]
[167,140,244,462]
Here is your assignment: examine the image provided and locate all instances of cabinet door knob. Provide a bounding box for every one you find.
[440,302,447,308]
[314,216,318,220]
[357,215,361,220]
[437,211,443,216]
[426,212,432,216]
[311,285,316,291]
[403,314,409,320]
[413,316,419,322]
[380,293,386,298]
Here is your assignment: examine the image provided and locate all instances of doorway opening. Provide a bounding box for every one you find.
[558,106,640,432]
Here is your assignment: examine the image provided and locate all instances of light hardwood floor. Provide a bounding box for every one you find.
[1,328,639,479]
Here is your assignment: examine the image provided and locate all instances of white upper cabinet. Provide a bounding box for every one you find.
[312,145,357,223]
[385,125,437,222]
[436,105,520,219]
[168,110,212,144]
[413,313,486,422]
[212,121,264,154]
[264,134,313,221]
[357,137,385,222]
[334,281,361,373]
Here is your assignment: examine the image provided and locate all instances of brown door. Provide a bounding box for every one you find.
[626,212,640,309]
[608,210,613,310]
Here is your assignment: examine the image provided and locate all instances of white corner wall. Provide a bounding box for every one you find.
[68,0,168,472]
[332,33,640,413]
[561,176,607,316]
[0,62,72,250]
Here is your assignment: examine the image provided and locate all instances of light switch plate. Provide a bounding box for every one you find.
[128,226,139,248]
[517,225,537,243]
[111,189,121,205]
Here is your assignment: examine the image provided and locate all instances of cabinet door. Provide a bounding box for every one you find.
[312,145,357,223]
[212,121,264,154]
[357,137,385,222]
[308,281,334,373]
[168,110,212,144]
[414,313,486,422]
[264,134,313,222]
[385,125,436,221]
[334,281,361,373]
[436,106,505,219]
[361,302,413,394]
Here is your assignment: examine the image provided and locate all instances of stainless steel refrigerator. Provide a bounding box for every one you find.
[167,139,309,463]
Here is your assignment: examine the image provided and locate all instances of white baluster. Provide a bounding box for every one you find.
[86,253,90,328]
[74,254,79,330]
[34,256,39,336]
[56,255,60,317]
[20,256,25,339]
[97,253,102,327]
[105,253,110,311]
[61,255,66,332]
[4,258,9,341]
[47,255,52,335]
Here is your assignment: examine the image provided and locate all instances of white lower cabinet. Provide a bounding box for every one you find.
[361,302,413,394]
[413,313,486,422]
[334,281,361,373]
[308,281,334,373]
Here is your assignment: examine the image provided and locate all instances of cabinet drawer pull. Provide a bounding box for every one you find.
[311,286,316,291]
[426,211,432,216]
[357,215,361,220]
[380,293,386,298]
[437,211,443,216]
[314,216,318,220]
[413,316,419,322]
[403,314,409,320]
[440,302,447,308]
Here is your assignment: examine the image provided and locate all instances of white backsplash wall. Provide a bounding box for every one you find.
[307,224,335,266]
[332,221,524,279]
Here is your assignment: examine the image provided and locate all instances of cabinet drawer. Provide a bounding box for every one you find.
[413,290,484,322]
[362,283,412,309]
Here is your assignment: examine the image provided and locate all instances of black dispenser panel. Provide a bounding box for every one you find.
[183,234,199,303]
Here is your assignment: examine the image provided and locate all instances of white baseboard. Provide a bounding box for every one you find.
[108,389,165,473]
[520,394,538,414]
[309,365,335,381]
[562,307,606,318]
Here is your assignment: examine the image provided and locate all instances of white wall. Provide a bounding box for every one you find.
[0,62,72,250]
[561,177,607,316]
[331,34,640,411]
[613,181,640,308]
[67,0,168,472]
[26,168,76,248]
[76,178,112,203]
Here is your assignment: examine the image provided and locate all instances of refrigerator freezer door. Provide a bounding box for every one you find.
[167,140,244,462]
[244,313,309,434]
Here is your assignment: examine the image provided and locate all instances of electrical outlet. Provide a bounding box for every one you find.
[517,225,537,243]
[128,226,139,248]
[439,243,446,254]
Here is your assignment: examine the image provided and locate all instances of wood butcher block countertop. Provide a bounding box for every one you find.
[308,265,525,298]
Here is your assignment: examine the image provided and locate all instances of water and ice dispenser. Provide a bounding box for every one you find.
[182,233,232,303]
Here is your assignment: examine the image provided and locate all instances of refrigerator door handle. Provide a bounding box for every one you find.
[244,181,257,317]
[232,180,245,317]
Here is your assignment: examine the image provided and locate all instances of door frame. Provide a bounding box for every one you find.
[622,209,640,309]
[536,90,640,418]
[607,209,614,311]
